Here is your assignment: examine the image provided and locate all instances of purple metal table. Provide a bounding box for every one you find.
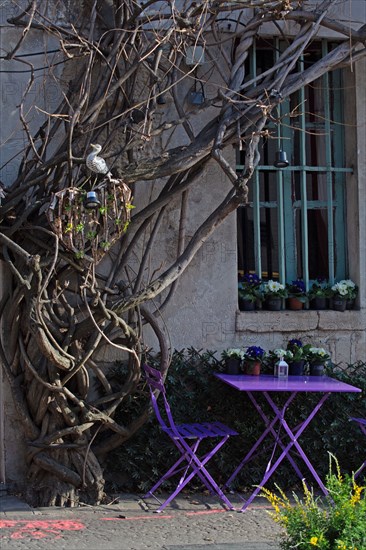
[214,373,362,512]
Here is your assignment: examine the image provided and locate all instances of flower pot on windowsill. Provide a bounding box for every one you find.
[309,363,325,376]
[331,296,347,311]
[287,297,305,310]
[239,298,256,311]
[265,297,283,311]
[243,361,261,376]
[226,358,241,375]
[346,299,355,310]
[310,296,328,310]
[289,360,305,376]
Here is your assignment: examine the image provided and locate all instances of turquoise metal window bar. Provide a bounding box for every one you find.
[237,39,352,291]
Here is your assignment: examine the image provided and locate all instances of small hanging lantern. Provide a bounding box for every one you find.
[189,77,205,106]
[189,91,205,105]
[274,150,289,168]
[84,191,101,209]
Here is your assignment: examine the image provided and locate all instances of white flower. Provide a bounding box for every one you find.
[266,280,285,293]
[273,348,293,360]
[332,282,348,296]
[342,279,355,289]
[225,348,245,359]
[309,347,328,357]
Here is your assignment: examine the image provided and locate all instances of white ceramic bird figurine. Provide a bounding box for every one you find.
[86,144,112,177]
[0,181,6,204]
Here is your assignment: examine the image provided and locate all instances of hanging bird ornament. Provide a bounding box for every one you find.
[86,144,112,178]
[0,181,6,205]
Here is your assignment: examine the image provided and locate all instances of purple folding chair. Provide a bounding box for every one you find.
[142,364,238,512]
[350,417,366,478]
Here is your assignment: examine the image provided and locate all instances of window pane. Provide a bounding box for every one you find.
[237,206,255,274]
[306,173,329,201]
[260,207,279,279]
[306,209,329,279]
[306,129,328,166]
[258,171,277,202]
[305,77,324,123]
[237,205,279,279]
[294,209,303,277]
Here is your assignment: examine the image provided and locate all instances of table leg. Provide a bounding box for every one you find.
[265,392,330,486]
[223,391,303,489]
[238,392,331,511]
[250,392,306,481]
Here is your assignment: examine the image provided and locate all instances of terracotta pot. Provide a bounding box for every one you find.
[226,358,241,375]
[265,297,282,311]
[289,360,305,376]
[310,297,327,310]
[287,297,304,310]
[243,361,261,376]
[310,363,325,376]
[332,297,347,311]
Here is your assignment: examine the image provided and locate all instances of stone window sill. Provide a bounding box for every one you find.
[235,309,366,333]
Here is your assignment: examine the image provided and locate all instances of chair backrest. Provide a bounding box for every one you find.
[142,364,178,434]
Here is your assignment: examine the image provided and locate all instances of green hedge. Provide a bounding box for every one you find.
[105,350,366,494]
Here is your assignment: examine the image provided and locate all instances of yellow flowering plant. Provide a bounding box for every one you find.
[260,454,366,549]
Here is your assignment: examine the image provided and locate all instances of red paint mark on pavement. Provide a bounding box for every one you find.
[0,519,85,540]
[186,509,226,516]
[100,504,272,522]
[101,509,229,521]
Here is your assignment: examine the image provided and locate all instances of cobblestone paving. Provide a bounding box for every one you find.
[0,493,282,550]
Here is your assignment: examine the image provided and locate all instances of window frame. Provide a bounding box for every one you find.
[236,39,352,289]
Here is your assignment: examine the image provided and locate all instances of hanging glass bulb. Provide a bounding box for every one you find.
[84,191,101,209]
[274,150,289,168]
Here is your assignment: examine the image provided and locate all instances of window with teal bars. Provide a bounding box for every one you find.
[237,39,351,288]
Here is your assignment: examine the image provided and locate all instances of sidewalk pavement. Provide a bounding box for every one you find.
[0,491,283,549]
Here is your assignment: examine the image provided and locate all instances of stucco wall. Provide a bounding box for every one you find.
[149,162,239,352]
[0,262,28,485]
[0,6,64,486]
[232,56,366,364]
[131,4,366,364]
[148,55,366,364]
[1,0,365,486]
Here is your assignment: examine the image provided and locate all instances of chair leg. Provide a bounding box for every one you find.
[143,436,234,512]
[174,439,223,496]
[143,441,212,501]
[143,453,188,498]
[152,457,234,513]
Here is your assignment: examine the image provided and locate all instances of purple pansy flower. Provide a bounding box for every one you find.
[243,273,261,286]
[291,279,306,293]
[244,345,266,362]
[288,338,303,349]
